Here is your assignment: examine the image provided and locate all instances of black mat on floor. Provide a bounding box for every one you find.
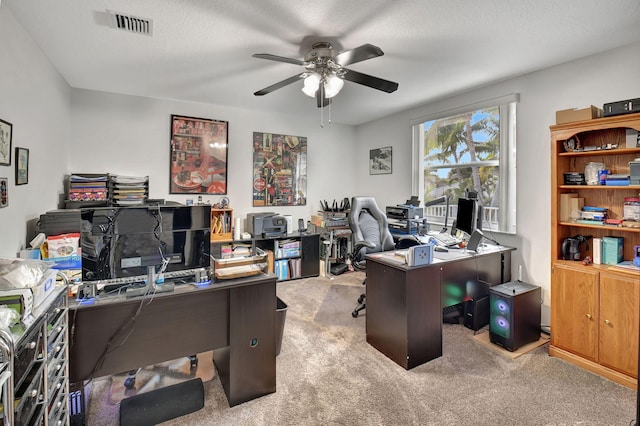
[119,378,204,426]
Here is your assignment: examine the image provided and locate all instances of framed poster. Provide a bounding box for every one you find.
[252,132,307,206]
[170,115,228,194]
[0,119,12,166]
[15,147,29,185]
[369,146,392,175]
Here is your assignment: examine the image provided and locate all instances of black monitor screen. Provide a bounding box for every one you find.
[455,198,477,237]
[80,205,211,282]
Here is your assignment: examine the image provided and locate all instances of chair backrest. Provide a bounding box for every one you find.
[348,196,396,254]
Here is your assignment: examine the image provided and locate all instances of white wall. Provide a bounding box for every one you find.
[355,41,640,324]
[0,5,71,257]
[0,3,356,257]
[3,0,640,325]
[69,89,357,233]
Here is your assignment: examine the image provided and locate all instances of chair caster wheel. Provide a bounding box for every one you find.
[352,310,359,318]
[124,377,136,389]
[189,356,198,369]
[357,295,365,304]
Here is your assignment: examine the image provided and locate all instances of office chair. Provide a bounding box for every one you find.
[349,196,396,318]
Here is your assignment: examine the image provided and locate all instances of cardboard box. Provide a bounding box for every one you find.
[569,197,584,221]
[310,214,325,227]
[559,193,578,222]
[556,106,603,124]
[32,268,57,309]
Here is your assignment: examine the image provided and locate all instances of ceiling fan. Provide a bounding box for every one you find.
[252,42,399,108]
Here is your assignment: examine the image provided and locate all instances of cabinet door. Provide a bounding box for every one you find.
[551,263,599,361]
[599,271,639,378]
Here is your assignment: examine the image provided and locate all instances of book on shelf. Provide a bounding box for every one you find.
[275,259,290,280]
[608,260,640,274]
[289,258,302,279]
[592,238,601,264]
[575,219,604,226]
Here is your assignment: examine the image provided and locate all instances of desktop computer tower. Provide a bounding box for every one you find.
[489,281,541,351]
[463,295,489,331]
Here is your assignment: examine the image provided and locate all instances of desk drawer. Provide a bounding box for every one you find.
[47,377,67,420]
[14,360,44,425]
[49,400,68,426]
[13,320,44,389]
[46,325,66,360]
[47,308,67,345]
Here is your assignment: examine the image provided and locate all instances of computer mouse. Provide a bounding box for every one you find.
[434,246,449,252]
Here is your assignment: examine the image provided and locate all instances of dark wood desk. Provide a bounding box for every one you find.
[68,274,277,407]
[365,246,513,369]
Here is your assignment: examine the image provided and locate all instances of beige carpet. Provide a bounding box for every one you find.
[85,271,637,425]
[313,284,364,328]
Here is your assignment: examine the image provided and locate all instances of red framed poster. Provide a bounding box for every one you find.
[170,115,228,194]
[252,132,307,206]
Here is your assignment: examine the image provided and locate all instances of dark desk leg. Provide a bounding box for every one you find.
[214,281,276,406]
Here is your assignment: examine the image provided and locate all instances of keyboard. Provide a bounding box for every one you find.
[429,232,460,247]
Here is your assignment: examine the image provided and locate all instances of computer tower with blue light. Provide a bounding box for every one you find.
[489,281,541,351]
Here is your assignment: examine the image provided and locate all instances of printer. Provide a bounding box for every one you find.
[386,205,423,221]
[247,212,288,238]
[386,205,424,235]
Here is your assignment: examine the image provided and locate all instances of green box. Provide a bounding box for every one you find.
[602,236,624,265]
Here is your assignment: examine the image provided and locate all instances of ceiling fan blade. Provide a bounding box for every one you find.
[252,53,306,66]
[316,90,332,108]
[254,74,305,96]
[342,68,398,93]
[334,43,384,66]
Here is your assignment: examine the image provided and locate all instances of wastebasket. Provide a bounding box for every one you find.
[276,297,288,356]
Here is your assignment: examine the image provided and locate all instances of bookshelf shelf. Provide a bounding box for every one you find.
[211,208,233,242]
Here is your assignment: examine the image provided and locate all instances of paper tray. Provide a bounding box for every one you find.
[213,249,269,279]
[214,251,268,268]
[214,263,268,280]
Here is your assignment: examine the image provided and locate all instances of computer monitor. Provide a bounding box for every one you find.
[80,205,211,285]
[455,197,478,237]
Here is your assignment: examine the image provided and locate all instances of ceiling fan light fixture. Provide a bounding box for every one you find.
[324,74,344,98]
[302,73,321,97]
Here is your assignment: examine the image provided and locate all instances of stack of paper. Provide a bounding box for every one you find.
[110,175,149,206]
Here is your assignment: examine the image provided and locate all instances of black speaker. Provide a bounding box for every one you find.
[489,282,541,351]
[467,229,484,252]
[464,295,489,331]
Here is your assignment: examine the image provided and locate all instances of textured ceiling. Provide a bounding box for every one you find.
[5,0,640,125]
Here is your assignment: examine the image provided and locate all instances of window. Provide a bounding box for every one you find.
[412,94,518,234]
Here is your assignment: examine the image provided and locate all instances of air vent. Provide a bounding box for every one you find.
[108,11,153,36]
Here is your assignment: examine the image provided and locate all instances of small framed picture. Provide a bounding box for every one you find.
[0,119,12,166]
[369,146,392,175]
[0,177,7,208]
[15,147,29,185]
